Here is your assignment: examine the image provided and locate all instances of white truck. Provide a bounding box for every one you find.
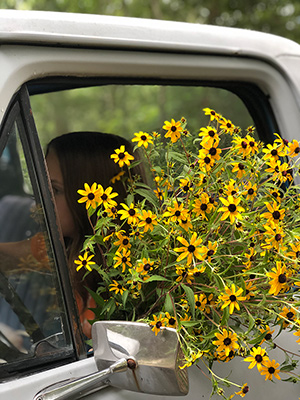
[0,9,299,399]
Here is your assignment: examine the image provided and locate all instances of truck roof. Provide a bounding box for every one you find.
[0,9,300,64]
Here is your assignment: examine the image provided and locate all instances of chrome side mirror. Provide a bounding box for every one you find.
[93,321,188,396]
[34,321,188,400]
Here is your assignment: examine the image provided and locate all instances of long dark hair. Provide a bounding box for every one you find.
[46,131,145,303]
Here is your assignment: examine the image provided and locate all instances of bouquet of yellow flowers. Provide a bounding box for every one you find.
[76,108,300,398]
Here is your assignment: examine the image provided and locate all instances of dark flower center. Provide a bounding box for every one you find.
[188,244,196,253]
[223,338,232,346]
[171,126,177,132]
[248,188,254,195]
[230,295,237,302]
[226,123,232,128]
[156,321,162,328]
[169,318,176,325]
[88,193,95,200]
[122,239,129,245]
[272,211,280,219]
[82,260,87,266]
[117,284,122,289]
[278,273,286,283]
[101,194,108,201]
[255,354,263,363]
[122,256,128,263]
[141,135,147,141]
[207,250,214,256]
[201,204,208,211]
[143,263,151,271]
[286,311,294,320]
[238,163,244,170]
[249,141,255,147]
[295,147,300,153]
[241,141,247,149]
[204,156,211,164]
[265,333,272,340]
[175,210,181,216]
[275,234,282,241]
[209,147,217,156]
[208,130,215,137]
[118,152,125,159]
[271,149,278,156]
[268,367,275,374]
[196,301,201,307]
[129,209,136,216]
[228,204,237,212]
[146,217,152,224]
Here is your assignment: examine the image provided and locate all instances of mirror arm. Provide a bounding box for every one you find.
[33,357,131,400]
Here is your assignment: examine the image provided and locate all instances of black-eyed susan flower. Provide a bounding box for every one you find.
[136,258,154,276]
[244,347,268,371]
[232,162,247,179]
[175,265,194,283]
[288,139,300,157]
[224,179,239,197]
[165,312,177,328]
[244,281,257,300]
[132,131,153,148]
[163,201,189,223]
[194,293,207,311]
[220,118,235,135]
[193,193,214,220]
[201,241,217,262]
[213,329,239,357]
[174,232,203,265]
[262,143,284,161]
[163,119,183,143]
[235,383,249,398]
[260,359,281,381]
[118,203,139,225]
[113,231,131,252]
[218,195,245,224]
[77,182,101,209]
[113,248,132,272]
[262,223,286,251]
[179,178,193,193]
[138,210,158,232]
[199,126,219,148]
[150,314,166,335]
[287,242,300,261]
[110,145,134,168]
[259,325,275,344]
[219,284,246,314]
[261,201,285,224]
[179,216,193,232]
[294,320,300,343]
[74,252,95,272]
[279,306,297,328]
[243,181,257,200]
[203,107,220,122]
[266,261,289,295]
[109,280,126,295]
[199,141,222,162]
[97,185,118,209]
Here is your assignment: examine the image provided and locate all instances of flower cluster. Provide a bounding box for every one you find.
[76,108,300,398]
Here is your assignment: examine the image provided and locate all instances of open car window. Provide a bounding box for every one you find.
[0,87,75,379]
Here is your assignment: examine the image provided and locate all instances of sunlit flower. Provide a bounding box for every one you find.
[201,241,217,262]
[132,131,153,148]
[163,201,189,223]
[194,293,207,311]
[165,312,177,328]
[244,347,268,371]
[110,145,134,167]
[213,329,239,356]
[260,359,281,381]
[150,314,166,335]
[199,126,219,147]
[259,325,275,344]
[262,223,286,251]
[244,281,257,300]
[179,216,193,232]
[163,119,183,143]
[288,139,300,157]
[243,181,257,200]
[113,248,132,272]
[77,182,101,209]
[198,153,216,172]
[136,258,154,276]
[218,195,245,224]
[118,203,139,225]
[199,141,222,162]
[175,265,194,283]
[109,280,126,295]
[138,210,158,232]
[279,306,297,328]
[179,178,193,193]
[113,231,131,251]
[74,252,95,272]
[97,185,118,209]
[203,107,220,122]
[224,179,239,197]
[220,118,235,135]
[266,261,289,295]
[287,242,300,261]
[261,201,285,224]
[175,232,203,265]
[219,284,246,314]
[232,162,247,179]
[262,143,284,161]
[193,193,214,220]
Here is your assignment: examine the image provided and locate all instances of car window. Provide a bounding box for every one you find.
[0,89,74,378]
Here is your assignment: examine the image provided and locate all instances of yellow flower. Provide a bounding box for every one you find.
[235,383,249,398]
[201,241,217,262]
[244,347,268,371]
[244,281,257,300]
[113,231,131,251]
[165,312,177,328]
[194,293,207,311]
[219,284,246,314]
[110,145,134,167]
[150,314,166,335]
[279,306,297,328]
[259,325,275,344]
[110,170,125,184]
[199,126,219,147]
[220,118,235,134]
[138,210,158,232]
[132,131,153,148]
[109,280,126,295]
[163,119,183,143]
[260,359,281,381]
[218,195,245,224]
[262,142,284,161]
[118,203,139,225]
[74,252,95,272]
[174,232,203,265]
[193,193,214,220]
[77,182,101,209]
[97,185,118,209]
[231,162,247,179]
[213,329,239,356]
[288,139,300,157]
[203,107,220,122]
[136,258,154,276]
[266,261,289,295]
[163,201,189,223]
[178,216,193,232]
[243,181,257,200]
[261,201,285,224]
[113,248,132,272]
[262,223,286,251]
[199,141,222,162]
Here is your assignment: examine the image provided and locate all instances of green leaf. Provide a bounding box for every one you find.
[181,284,195,318]
[122,289,129,308]
[168,150,188,164]
[146,275,169,283]
[135,188,158,207]
[164,292,174,314]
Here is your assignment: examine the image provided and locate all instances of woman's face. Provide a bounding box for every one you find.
[46,148,77,239]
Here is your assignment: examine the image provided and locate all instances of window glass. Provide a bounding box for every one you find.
[0,117,72,368]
